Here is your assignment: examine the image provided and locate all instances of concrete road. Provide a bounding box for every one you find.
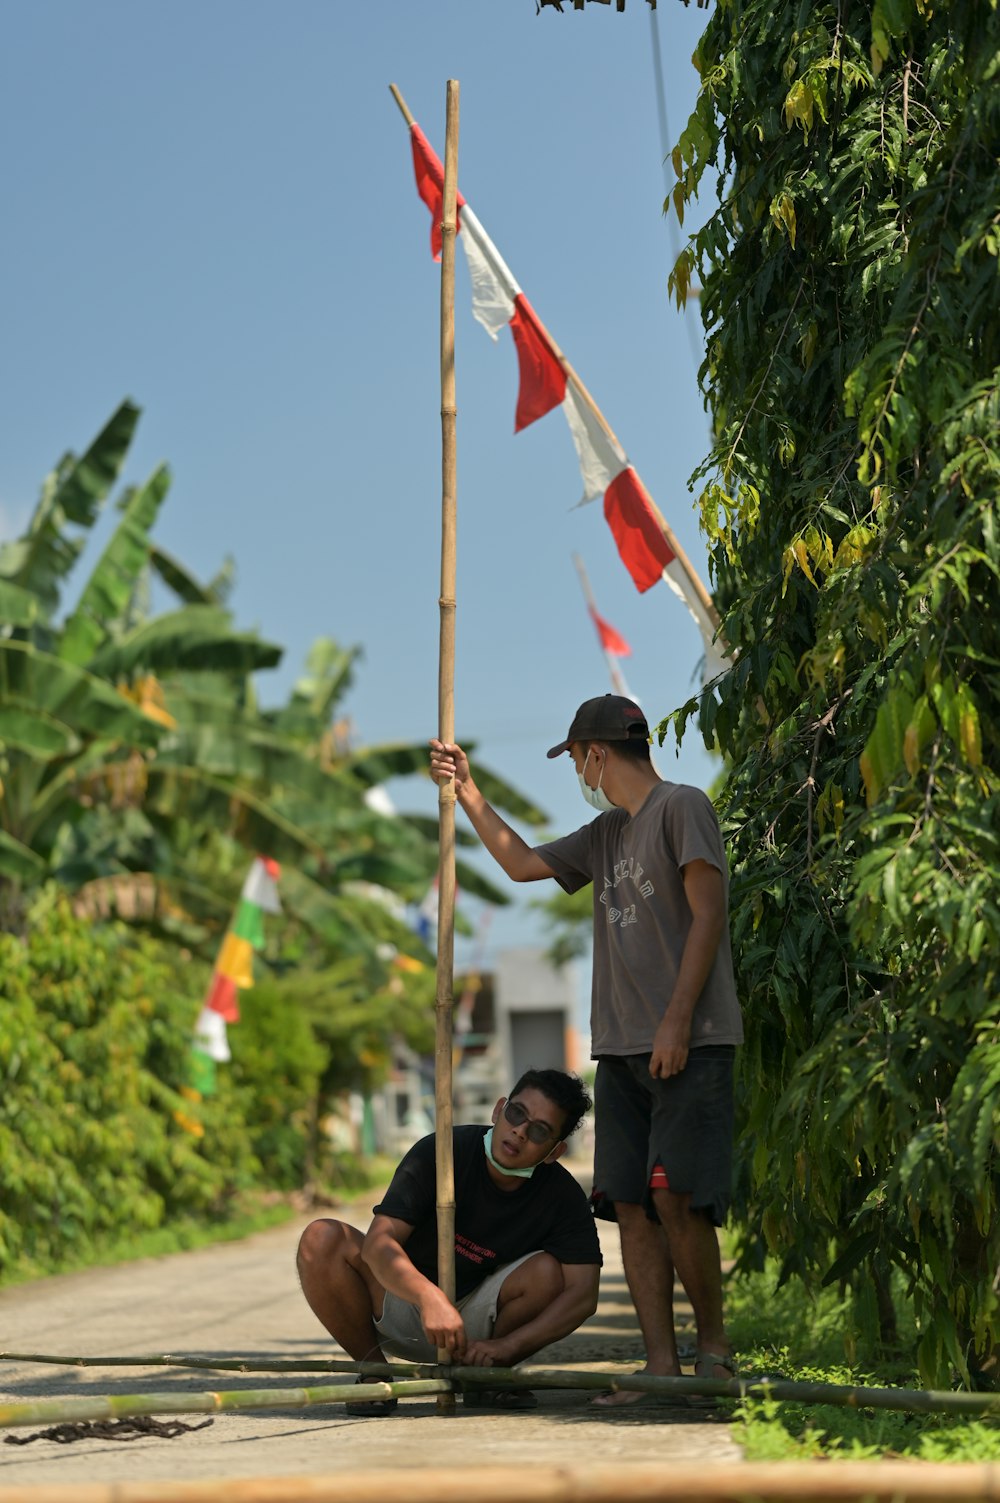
[0,1166,740,1487]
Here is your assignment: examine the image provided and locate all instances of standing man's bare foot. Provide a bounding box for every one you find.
[590,1365,683,1408]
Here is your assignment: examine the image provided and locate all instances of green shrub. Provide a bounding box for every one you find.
[228,977,325,1188]
[0,897,259,1279]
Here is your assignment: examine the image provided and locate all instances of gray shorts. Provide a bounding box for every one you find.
[373,1251,538,1362]
[592,1047,735,1227]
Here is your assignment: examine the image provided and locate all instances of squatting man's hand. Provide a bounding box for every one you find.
[463,1335,518,1368]
[418,1286,467,1356]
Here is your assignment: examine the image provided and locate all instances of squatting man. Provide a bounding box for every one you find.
[431,694,742,1408]
[297,1068,601,1412]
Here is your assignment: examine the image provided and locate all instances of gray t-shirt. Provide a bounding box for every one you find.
[535,781,743,1057]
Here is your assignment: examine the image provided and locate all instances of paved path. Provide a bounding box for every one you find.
[0,1169,740,1486]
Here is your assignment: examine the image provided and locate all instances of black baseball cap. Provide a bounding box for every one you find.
[546,694,650,759]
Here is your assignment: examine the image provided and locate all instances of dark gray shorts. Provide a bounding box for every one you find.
[592,1047,735,1227]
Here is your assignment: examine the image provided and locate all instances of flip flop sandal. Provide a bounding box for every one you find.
[462,1386,538,1410]
[346,1376,399,1418]
[688,1349,737,1409]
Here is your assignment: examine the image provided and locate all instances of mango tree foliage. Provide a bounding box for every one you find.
[666,0,999,1385]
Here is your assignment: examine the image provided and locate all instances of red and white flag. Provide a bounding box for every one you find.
[404,122,728,681]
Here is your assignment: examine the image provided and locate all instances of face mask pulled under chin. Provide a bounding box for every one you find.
[578,750,616,813]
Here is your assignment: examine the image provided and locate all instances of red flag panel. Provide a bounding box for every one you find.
[588,604,632,657]
[205,971,240,1024]
[511,296,567,431]
[410,124,466,262]
[603,468,675,594]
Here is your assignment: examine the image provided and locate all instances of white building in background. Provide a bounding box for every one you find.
[368,946,586,1157]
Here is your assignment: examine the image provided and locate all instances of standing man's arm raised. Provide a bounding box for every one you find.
[429,740,557,884]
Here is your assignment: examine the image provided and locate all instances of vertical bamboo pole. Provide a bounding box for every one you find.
[435,77,460,1414]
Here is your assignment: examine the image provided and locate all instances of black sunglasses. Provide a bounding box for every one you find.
[502,1099,558,1145]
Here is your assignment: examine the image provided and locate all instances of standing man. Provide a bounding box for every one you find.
[430,695,741,1405]
[297,1069,601,1413]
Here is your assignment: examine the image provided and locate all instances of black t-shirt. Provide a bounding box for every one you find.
[372,1125,603,1300]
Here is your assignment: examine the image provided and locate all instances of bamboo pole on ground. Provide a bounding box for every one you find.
[0,1353,438,1377]
[3,1357,1000,1421]
[434,76,460,1414]
[2,1463,1000,1503]
[0,1379,450,1431]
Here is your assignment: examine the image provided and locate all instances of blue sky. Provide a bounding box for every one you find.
[1,1,721,961]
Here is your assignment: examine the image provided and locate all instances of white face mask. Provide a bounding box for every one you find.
[578,748,615,813]
[483,1127,536,1178]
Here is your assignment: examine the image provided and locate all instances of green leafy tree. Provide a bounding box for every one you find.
[0,404,544,968]
[666,0,999,1385]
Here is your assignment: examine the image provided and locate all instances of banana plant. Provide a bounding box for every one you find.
[0,403,547,965]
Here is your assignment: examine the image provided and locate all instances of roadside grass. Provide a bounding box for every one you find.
[725,1263,1000,1461]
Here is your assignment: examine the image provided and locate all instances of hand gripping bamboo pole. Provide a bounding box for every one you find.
[434,76,460,1413]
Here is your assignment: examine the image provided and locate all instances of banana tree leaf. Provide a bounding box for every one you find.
[69,870,232,950]
[207,557,235,605]
[321,850,434,891]
[0,829,47,880]
[0,579,42,627]
[273,866,432,959]
[345,741,549,827]
[153,685,251,727]
[0,401,140,616]
[152,724,360,805]
[0,705,80,760]
[148,543,219,605]
[144,764,327,865]
[344,742,437,786]
[395,811,480,848]
[60,465,171,665]
[87,606,283,678]
[454,857,511,905]
[267,644,359,741]
[0,640,161,746]
[467,764,549,827]
[50,399,141,528]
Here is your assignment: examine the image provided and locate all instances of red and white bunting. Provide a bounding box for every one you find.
[406,126,729,682]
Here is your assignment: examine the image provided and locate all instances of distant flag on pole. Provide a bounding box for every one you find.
[574,552,636,702]
[588,605,631,659]
[189,857,281,1097]
[402,119,729,681]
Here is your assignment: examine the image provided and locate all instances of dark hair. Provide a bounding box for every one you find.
[581,735,651,765]
[509,1069,593,1139]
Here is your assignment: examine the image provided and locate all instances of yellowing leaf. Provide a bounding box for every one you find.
[770,191,798,249]
[958,694,982,768]
[784,79,815,137]
[793,538,816,585]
